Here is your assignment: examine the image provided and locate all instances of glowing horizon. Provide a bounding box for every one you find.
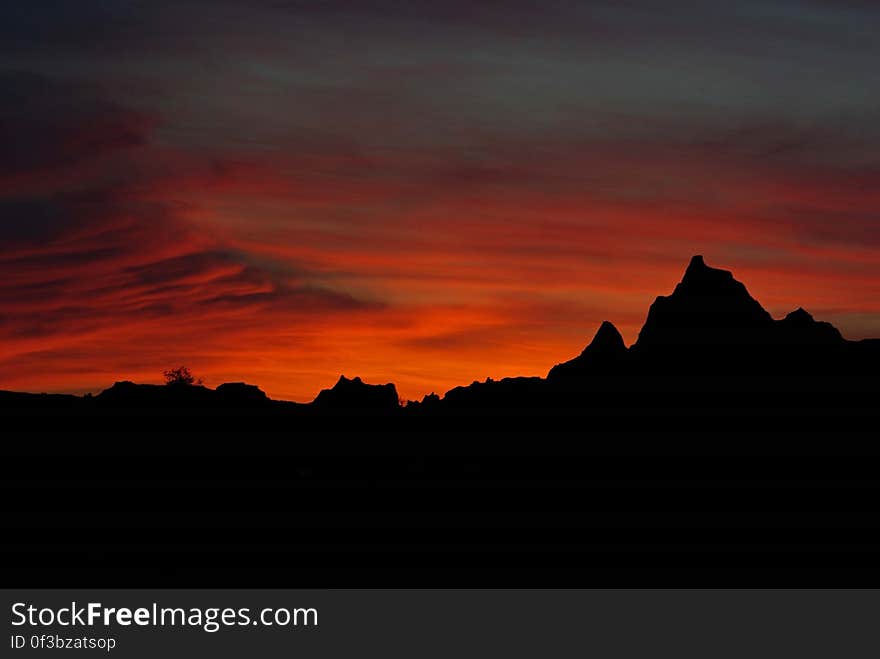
[2,1,879,402]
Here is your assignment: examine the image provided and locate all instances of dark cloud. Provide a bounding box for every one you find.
[0,247,127,272]
[0,198,70,243]
[0,2,169,56]
[6,1,877,68]
[0,67,373,353]
[0,71,153,178]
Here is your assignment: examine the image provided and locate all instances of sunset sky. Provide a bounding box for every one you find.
[2,1,879,401]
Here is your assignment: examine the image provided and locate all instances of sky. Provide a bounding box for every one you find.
[1,0,879,402]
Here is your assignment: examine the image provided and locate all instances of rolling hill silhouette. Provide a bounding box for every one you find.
[3,255,878,589]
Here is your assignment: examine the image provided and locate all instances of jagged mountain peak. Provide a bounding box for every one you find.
[635,255,773,349]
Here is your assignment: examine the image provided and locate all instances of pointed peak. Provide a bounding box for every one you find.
[680,254,733,286]
[577,320,627,359]
[683,255,713,279]
[778,307,843,343]
[687,254,706,270]
[785,307,814,323]
[547,320,628,379]
[591,321,625,348]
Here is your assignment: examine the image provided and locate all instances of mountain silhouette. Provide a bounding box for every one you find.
[433,255,876,410]
[4,254,879,589]
[635,254,773,351]
[1,255,876,411]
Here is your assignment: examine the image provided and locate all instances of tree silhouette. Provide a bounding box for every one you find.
[163,366,202,386]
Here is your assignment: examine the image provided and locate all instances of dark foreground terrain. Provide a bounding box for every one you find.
[2,256,878,586]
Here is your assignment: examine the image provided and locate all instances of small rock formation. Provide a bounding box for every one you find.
[311,375,400,410]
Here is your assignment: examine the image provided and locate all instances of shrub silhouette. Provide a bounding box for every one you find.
[163,366,202,386]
